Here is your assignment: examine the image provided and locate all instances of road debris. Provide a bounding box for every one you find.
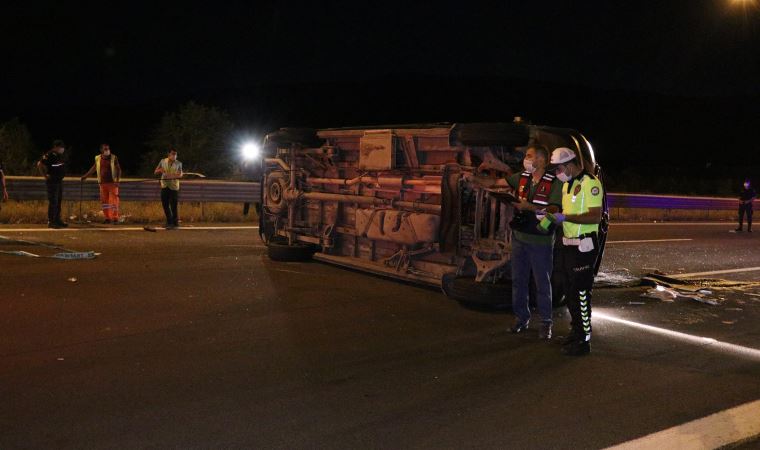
[595,268,640,288]
[0,234,98,260]
[52,251,97,260]
[640,286,720,305]
[637,270,760,306]
[0,250,41,257]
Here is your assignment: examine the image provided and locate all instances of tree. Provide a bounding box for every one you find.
[0,118,38,175]
[142,102,235,177]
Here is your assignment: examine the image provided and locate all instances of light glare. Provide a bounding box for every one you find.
[242,143,260,160]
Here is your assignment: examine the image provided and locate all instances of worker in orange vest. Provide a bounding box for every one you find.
[81,143,122,224]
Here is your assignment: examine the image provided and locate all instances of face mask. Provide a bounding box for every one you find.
[556,170,571,183]
[523,159,536,173]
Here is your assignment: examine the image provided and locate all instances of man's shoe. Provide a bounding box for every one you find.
[509,318,529,334]
[735,228,743,232]
[48,222,61,229]
[562,340,590,356]
[55,222,68,228]
[749,229,753,233]
[538,322,553,340]
[103,219,112,224]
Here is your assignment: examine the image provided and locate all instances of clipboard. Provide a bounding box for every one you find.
[484,189,519,204]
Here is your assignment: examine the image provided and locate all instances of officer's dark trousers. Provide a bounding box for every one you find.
[46,181,63,224]
[739,203,753,231]
[160,188,179,226]
[558,241,599,342]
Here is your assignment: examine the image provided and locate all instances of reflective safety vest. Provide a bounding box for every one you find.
[561,171,604,238]
[95,154,119,183]
[517,171,556,206]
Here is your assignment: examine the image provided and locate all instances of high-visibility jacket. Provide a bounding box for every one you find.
[95,154,119,183]
[561,171,604,238]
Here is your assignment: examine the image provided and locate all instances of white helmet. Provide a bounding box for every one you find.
[550,147,576,165]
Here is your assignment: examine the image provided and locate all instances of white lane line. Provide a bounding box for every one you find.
[606,399,760,450]
[0,226,259,232]
[670,266,760,278]
[611,222,733,226]
[594,311,760,361]
[606,238,693,244]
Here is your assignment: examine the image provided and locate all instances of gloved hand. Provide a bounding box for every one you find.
[548,212,566,224]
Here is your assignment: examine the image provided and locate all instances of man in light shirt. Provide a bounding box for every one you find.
[154,148,183,229]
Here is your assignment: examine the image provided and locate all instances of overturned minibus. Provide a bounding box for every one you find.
[258,121,609,307]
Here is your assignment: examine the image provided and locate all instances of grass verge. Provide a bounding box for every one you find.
[0,200,259,224]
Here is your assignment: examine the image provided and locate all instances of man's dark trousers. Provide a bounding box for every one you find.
[739,203,753,231]
[46,181,63,224]
[161,187,179,226]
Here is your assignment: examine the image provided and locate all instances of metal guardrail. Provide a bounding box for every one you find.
[607,193,748,211]
[4,177,748,209]
[5,176,261,203]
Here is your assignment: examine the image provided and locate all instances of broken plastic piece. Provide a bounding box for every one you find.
[52,251,97,260]
[0,250,40,257]
[641,286,677,302]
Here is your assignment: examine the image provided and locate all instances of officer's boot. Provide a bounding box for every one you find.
[562,338,590,356]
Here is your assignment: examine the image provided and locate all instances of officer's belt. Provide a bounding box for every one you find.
[562,233,597,246]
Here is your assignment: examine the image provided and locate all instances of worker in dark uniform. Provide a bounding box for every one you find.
[736,180,756,233]
[546,147,603,356]
[37,140,69,228]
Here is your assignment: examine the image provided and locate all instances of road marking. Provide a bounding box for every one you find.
[611,222,733,226]
[669,266,760,278]
[606,399,760,450]
[0,226,259,232]
[594,311,760,361]
[606,238,693,244]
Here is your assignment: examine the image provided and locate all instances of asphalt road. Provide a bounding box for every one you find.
[1,222,759,449]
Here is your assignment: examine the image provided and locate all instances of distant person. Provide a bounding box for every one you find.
[736,180,756,233]
[36,140,68,228]
[154,148,183,229]
[0,160,8,203]
[81,144,122,224]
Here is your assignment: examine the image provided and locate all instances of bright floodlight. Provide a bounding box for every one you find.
[242,142,260,160]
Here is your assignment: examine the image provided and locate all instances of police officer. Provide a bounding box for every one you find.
[37,140,69,228]
[507,145,563,339]
[547,147,603,356]
[736,180,756,233]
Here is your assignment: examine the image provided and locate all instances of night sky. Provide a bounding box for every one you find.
[2,1,759,181]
